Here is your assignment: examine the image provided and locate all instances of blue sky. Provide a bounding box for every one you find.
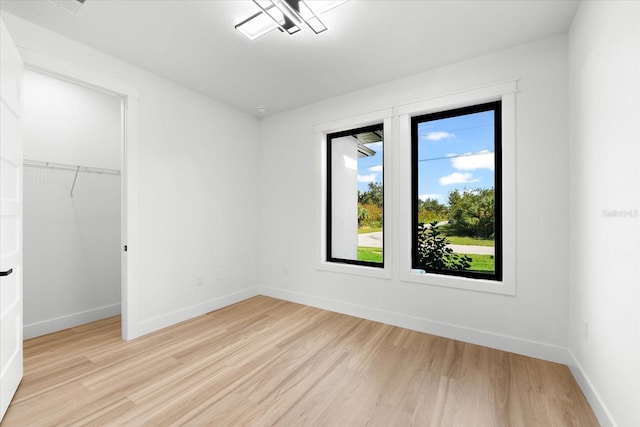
[416,110,495,205]
[355,110,495,203]
[357,141,383,193]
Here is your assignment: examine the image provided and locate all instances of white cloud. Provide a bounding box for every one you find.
[419,193,442,201]
[426,131,454,141]
[451,150,494,171]
[358,173,377,183]
[446,153,457,157]
[369,165,383,173]
[439,172,479,185]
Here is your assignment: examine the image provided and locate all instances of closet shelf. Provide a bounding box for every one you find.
[23,159,120,175]
[24,159,120,197]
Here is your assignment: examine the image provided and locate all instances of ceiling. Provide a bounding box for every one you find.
[0,0,579,117]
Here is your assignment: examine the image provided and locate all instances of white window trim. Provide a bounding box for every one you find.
[398,80,518,295]
[316,109,393,279]
[313,80,517,294]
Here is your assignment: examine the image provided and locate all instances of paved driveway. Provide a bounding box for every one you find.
[358,232,494,255]
[358,231,383,247]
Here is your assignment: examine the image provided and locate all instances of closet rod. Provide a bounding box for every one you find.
[23,159,120,176]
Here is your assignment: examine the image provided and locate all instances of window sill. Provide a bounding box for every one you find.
[317,261,392,280]
[401,270,515,295]
[397,80,518,297]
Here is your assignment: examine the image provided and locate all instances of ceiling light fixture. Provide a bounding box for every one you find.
[235,0,348,40]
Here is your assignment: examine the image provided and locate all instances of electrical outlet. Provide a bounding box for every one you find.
[196,274,203,286]
[583,320,588,340]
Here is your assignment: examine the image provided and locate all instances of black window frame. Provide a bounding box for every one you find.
[326,123,384,268]
[411,101,502,281]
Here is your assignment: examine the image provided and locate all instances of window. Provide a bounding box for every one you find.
[411,101,502,280]
[327,123,384,267]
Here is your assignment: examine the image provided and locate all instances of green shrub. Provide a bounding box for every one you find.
[416,221,471,271]
[358,203,382,228]
[357,205,369,225]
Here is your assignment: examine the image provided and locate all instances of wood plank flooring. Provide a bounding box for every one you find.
[3,296,599,426]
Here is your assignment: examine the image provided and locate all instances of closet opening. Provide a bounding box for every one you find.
[22,69,124,339]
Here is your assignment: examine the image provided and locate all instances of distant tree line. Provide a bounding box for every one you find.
[357,183,495,240]
[419,188,495,239]
[358,182,383,228]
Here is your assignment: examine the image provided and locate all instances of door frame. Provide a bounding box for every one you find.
[20,49,139,340]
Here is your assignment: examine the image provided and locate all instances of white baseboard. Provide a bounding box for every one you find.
[135,287,260,338]
[24,286,611,425]
[260,286,570,364]
[568,350,617,427]
[24,303,121,339]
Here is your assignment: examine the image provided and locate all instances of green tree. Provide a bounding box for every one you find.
[358,182,383,206]
[447,188,495,239]
[358,203,382,228]
[418,198,446,212]
[357,205,369,225]
[416,221,471,271]
[417,197,448,223]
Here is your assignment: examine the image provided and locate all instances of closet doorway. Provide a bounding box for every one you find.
[19,49,139,340]
[22,69,123,339]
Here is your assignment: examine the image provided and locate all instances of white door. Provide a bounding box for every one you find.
[0,17,24,422]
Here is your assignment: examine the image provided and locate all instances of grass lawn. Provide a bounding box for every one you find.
[356,247,493,272]
[358,226,383,234]
[357,246,383,263]
[466,254,495,272]
[438,225,494,247]
[445,235,495,247]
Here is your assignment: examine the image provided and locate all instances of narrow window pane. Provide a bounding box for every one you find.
[412,102,501,280]
[327,124,384,267]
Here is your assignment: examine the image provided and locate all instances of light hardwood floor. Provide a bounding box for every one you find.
[4,296,598,426]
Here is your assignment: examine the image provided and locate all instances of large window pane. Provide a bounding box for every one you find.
[412,102,501,280]
[327,124,384,267]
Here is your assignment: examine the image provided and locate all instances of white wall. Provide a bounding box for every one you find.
[568,2,640,426]
[258,35,570,363]
[23,70,121,169]
[2,12,261,337]
[22,70,122,338]
[330,136,358,259]
[6,6,638,424]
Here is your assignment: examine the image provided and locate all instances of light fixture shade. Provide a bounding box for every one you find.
[253,0,302,36]
[235,0,349,40]
[235,10,280,40]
